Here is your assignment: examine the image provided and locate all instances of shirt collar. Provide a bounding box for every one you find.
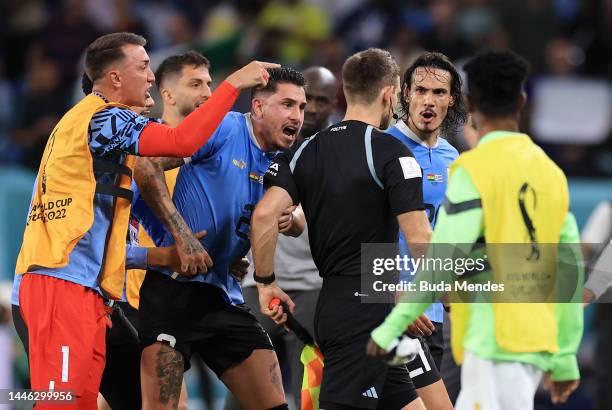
[92,91,109,103]
[395,120,439,148]
[244,113,261,149]
[478,130,529,146]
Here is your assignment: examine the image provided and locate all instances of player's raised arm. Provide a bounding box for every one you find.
[138,61,280,157]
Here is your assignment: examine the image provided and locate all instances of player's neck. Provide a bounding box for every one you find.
[250,120,275,152]
[92,85,124,105]
[343,104,385,129]
[474,112,520,140]
[162,109,184,128]
[405,118,439,148]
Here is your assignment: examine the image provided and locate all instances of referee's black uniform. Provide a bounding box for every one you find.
[264,120,425,410]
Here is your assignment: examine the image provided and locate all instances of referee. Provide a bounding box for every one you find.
[251,48,431,410]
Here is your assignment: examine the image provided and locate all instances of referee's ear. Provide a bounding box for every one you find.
[381,84,397,103]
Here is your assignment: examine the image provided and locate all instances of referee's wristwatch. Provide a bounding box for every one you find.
[253,271,276,284]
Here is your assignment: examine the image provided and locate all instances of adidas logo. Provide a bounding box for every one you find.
[362,387,378,399]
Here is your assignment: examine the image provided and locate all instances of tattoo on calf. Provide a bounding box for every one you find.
[155,344,184,406]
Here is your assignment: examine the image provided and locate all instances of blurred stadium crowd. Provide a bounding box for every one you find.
[1,0,611,174]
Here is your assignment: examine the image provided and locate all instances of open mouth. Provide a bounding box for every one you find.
[283,125,298,138]
[421,111,436,122]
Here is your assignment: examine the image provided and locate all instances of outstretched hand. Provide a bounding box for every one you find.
[226,61,281,90]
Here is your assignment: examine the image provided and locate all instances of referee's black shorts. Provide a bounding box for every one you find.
[315,277,418,410]
[406,322,443,389]
[139,269,274,377]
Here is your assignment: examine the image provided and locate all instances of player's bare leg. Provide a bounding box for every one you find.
[401,397,426,410]
[178,380,188,410]
[141,342,184,410]
[221,349,286,409]
[417,379,453,409]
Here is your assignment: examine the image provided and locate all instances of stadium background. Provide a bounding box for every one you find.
[0,0,610,408]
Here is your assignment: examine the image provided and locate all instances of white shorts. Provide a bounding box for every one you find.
[455,350,543,410]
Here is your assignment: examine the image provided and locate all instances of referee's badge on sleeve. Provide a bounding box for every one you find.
[398,157,422,179]
[266,162,279,177]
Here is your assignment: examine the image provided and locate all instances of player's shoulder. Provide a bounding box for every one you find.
[90,105,152,133]
[89,105,150,147]
[92,105,139,123]
[438,136,459,156]
[210,111,249,147]
[220,111,247,129]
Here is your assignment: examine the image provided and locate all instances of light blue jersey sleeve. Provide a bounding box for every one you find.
[191,112,241,163]
[125,244,148,269]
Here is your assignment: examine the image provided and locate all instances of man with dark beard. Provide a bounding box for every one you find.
[227,65,339,410]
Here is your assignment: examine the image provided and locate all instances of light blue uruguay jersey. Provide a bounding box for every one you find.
[156,112,278,305]
[387,120,458,323]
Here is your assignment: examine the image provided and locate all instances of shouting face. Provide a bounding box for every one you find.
[405,67,454,137]
[253,82,307,151]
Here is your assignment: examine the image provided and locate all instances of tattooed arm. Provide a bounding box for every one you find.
[134,156,213,276]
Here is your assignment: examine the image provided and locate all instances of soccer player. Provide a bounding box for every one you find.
[252,48,432,410]
[14,31,275,409]
[100,50,217,410]
[135,67,307,410]
[368,49,584,410]
[385,51,466,410]
[226,65,338,410]
[10,79,193,407]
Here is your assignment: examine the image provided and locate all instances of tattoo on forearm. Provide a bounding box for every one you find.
[167,211,203,254]
[135,157,193,242]
[155,344,184,407]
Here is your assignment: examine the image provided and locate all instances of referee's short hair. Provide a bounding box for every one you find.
[463,49,530,118]
[155,51,211,89]
[84,32,147,83]
[342,48,399,104]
